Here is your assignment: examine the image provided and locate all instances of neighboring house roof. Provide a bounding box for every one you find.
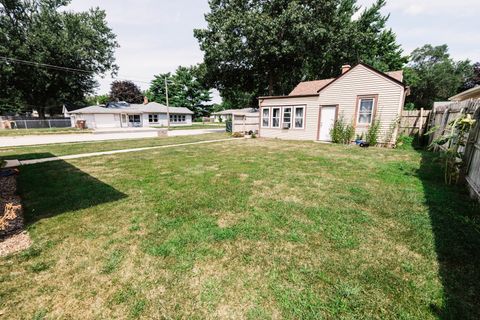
[69,102,194,115]
[229,108,259,116]
[449,85,480,101]
[212,108,255,116]
[260,63,405,100]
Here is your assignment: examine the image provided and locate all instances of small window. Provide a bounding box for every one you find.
[283,107,292,128]
[272,108,280,128]
[357,98,374,125]
[262,108,270,127]
[294,107,304,128]
[148,114,158,123]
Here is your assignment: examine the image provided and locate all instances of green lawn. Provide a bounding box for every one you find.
[0,137,478,319]
[0,128,92,136]
[0,132,231,161]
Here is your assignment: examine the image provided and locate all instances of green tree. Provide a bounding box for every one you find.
[85,94,110,106]
[194,0,406,107]
[109,80,143,103]
[462,62,480,90]
[148,65,212,118]
[404,44,472,109]
[0,0,118,117]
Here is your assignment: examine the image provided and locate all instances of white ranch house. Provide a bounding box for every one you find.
[257,63,408,145]
[67,102,193,129]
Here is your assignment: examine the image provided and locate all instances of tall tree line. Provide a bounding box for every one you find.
[0,0,118,117]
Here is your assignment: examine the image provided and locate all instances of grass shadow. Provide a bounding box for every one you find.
[416,150,480,318]
[15,153,127,225]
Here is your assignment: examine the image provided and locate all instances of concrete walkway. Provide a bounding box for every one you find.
[3,138,237,168]
[0,128,225,147]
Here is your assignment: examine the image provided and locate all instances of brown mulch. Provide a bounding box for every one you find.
[0,169,31,257]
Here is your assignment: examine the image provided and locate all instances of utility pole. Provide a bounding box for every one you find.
[165,77,170,129]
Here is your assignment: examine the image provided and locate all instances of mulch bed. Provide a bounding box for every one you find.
[0,168,31,257]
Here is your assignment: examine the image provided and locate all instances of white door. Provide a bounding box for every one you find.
[319,106,336,141]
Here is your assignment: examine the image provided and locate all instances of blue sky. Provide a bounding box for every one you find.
[67,0,480,100]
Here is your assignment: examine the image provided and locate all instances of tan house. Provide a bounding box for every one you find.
[449,85,480,102]
[258,63,408,144]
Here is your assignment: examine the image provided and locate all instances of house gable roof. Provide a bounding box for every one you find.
[289,78,335,96]
[316,63,405,94]
[259,63,405,100]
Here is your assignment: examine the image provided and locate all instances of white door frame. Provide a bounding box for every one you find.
[120,113,128,127]
[318,105,338,141]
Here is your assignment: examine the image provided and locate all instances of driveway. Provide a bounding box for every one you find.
[0,128,225,147]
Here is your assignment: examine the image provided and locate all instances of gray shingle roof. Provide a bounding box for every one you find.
[68,102,194,115]
[212,108,255,116]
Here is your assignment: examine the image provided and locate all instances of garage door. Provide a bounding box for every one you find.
[94,114,117,128]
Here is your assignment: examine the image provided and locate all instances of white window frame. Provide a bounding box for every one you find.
[294,106,305,129]
[282,107,292,129]
[272,107,281,128]
[357,98,375,125]
[261,108,270,128]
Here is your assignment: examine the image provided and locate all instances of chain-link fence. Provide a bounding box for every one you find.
[1,117,71,129]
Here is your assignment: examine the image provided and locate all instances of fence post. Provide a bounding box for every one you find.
[24,120,28,129]
[48,120,51,128]
[418,108,424,135]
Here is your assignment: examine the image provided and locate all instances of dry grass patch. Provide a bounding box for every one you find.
[0,137,478,319]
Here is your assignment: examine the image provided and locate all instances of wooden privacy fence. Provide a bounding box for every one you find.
[425,99,480,201]
[464,104,480,201]
[399,108,431,136]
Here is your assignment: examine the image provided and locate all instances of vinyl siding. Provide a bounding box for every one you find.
[259,96,320,140]
[319,65,404,143]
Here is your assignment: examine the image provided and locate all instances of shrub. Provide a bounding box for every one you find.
[396,135,415,150]
[365,120,381,146]
[251,132,257,138]
[330,118,355,144]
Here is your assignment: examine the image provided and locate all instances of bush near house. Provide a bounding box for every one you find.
[330,118,355,144]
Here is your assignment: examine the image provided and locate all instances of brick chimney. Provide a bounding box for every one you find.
[143,96,149,105]
[341,65,351,74]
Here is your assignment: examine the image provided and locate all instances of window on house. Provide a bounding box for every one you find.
[148,114,158,123]
[262,108,270,127]
[272,108,280,128]
[170,114,186,123]
[283,107,292,128]
[294,107,304,128]
[357,98,374,125]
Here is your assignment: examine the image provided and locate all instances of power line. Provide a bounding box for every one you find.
[0,55,153,85]
[0,56,94,74]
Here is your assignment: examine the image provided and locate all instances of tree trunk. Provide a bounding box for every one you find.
[37,107,46,119]
[268,73,275,96]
